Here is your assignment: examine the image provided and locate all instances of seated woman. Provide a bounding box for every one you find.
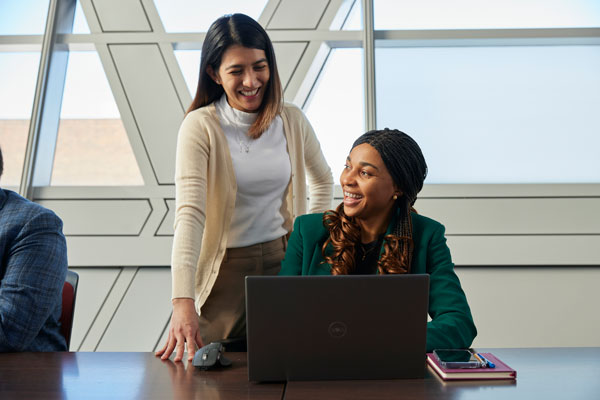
[279,128,477,351]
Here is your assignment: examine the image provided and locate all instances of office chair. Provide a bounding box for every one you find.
[60,270,79,350]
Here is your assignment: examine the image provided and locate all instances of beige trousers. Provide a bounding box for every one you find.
[198,236,286,346]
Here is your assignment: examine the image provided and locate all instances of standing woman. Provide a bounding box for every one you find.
[157,14,333,361]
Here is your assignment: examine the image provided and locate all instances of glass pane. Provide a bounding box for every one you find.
[0,52,41,186]
[174,50,201,97]
[332,0,362,31]
[304,49,365,183]
[154,0,268,32]
[375,45,600,184]
[0,0,50,35]
[374,0,600,29]
[51,52,144,186]
[73,0,90,34]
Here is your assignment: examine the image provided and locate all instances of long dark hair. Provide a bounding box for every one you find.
[322,129,428,275]
[187,13,283,138]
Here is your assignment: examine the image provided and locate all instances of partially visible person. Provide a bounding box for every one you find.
[156,14,333,362]
[0,146,68,352]
[279,129,477,351]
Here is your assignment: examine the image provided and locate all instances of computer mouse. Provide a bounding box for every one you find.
[192,342,232,369]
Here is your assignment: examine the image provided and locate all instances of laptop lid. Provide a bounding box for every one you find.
[246,274,429,381]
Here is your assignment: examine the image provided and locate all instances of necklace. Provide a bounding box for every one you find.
[360,245,377,261]
[358,234,385,261]
[359,238,381,261]
[236,131,252,153]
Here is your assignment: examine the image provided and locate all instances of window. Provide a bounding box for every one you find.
[0,52,42,186]
[375,45,600,183]
[0,0,50,35]
[304,49,365,181]
[153,0,268,32]
[374,0,600,29]
[337,0,362,30]
[174,50,201,96]
[51,52,143,185]
[73,0,90,34]
[0,1,50,186]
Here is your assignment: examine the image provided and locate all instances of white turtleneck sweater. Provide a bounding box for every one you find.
[215,94,291,248]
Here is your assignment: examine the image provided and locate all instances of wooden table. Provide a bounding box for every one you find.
[285,348,600,400]
[0,352,282,400]
[1,348,598,399]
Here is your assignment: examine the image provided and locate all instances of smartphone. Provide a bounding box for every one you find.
[433,349,482,369]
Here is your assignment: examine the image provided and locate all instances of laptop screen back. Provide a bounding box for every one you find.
[246,274,429,381]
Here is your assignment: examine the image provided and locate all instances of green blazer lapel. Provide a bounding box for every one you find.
[312,240,333,275]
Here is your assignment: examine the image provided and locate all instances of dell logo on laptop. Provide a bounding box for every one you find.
[328,321,347,338]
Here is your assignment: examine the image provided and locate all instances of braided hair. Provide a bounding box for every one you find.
[322,128,428,275]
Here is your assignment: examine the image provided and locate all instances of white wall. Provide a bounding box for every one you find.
[66,265,600,351]
[459,267,600,348]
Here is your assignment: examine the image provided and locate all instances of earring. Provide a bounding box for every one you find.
[393,194,398,200]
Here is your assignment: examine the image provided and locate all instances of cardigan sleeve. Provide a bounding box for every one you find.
[425,223,477,351]
[170,113,210,300]
[297,109,333,213]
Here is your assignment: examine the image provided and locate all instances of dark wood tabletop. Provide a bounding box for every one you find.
[285,347,600,400]
[1,348,598,400]
[0,352,282,400]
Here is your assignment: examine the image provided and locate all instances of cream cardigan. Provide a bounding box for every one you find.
[171,102,333,313]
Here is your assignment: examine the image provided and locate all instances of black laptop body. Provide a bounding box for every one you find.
[246,274,429,381]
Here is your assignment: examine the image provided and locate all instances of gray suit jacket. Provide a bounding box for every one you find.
[0,189,68,351]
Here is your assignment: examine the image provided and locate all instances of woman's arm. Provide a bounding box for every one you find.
[170,114,210,300]
[425,224,477,351]
[157,114,210,361]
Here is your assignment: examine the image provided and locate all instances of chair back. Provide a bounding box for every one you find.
[60,270,79,349]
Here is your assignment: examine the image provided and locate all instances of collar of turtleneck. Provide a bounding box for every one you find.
[215,94,257,129]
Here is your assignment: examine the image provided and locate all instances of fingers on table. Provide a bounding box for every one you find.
[161,332,179,361]
[173,334,187,362]
[155,332,171,356]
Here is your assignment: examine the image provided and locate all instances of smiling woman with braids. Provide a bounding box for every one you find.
[279,129,477,351]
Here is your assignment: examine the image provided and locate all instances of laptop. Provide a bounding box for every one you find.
[245,274,429,381]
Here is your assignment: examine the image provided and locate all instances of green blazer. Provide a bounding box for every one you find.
[279,210,477,352]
